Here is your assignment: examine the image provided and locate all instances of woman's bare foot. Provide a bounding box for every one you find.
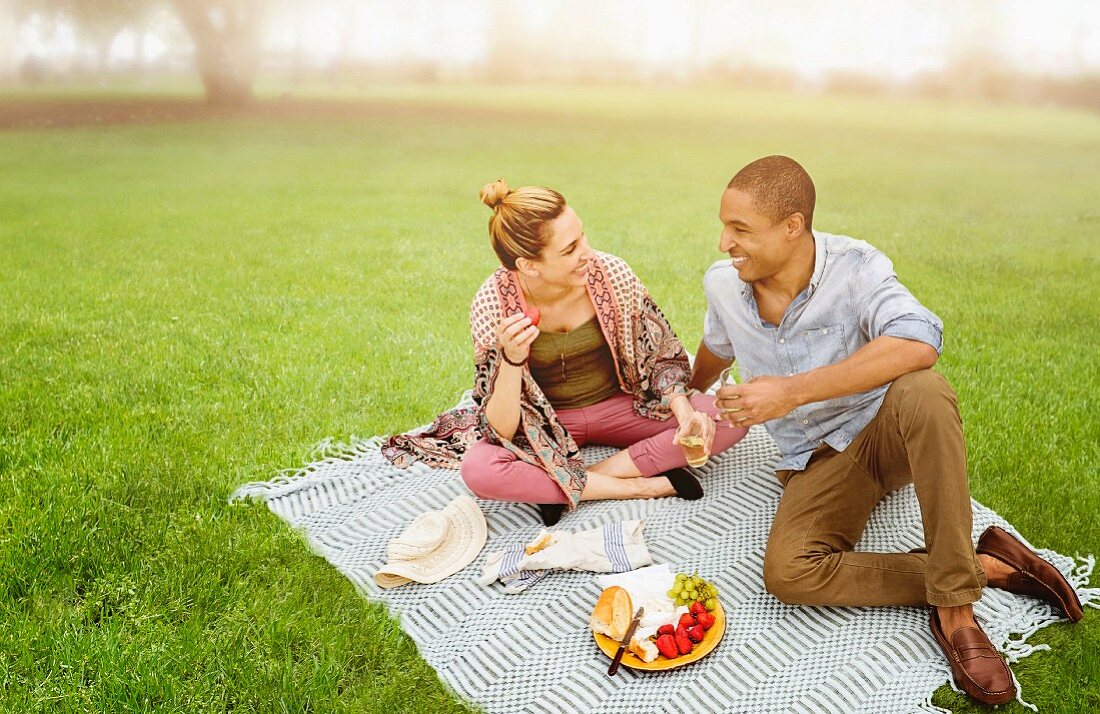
[579,472,674,501]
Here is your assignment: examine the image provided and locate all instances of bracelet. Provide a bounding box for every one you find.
[500,351,527,368]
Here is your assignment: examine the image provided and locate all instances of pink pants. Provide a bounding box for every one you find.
[460,392,748,504]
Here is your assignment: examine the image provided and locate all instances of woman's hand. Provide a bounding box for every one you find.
[669,395,716,455]
[672,409,717,455]
[496,312,539,364]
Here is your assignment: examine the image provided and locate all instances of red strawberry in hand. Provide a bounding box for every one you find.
[696,611,716,631]
[678,613,697,629]
[686,624,705,643]
[689,601,707,616]
[655,634,678,659]
[674,628,694,655]
[656,624,675,637]
[523,306,541,327]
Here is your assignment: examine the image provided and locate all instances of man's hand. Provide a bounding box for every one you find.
[716,376,799,428]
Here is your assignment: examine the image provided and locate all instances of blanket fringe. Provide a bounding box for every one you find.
[229,391,475,504]
[229,435,386,502]
[1071,554,1100,610]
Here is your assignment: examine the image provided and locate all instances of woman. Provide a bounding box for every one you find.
[383,180,747,524]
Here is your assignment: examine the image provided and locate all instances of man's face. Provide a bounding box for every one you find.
[718,188,793,283]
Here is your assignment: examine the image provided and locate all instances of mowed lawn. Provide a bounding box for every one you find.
[1,84,1098,713]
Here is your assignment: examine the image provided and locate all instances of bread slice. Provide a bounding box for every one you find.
[524,530,555,556]
[589,586,633,641]
[629,636,659,663]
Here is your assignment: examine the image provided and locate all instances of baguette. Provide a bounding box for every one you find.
[589,586,633,641]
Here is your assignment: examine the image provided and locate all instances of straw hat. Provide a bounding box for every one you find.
[374,494,488,589]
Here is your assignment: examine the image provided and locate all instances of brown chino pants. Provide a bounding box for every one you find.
[764,369,986,608]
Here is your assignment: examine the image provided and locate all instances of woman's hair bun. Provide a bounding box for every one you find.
[479,178,511,209]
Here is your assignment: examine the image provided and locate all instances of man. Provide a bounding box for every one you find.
[688,156,1083,706]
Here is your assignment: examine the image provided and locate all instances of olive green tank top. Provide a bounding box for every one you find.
[528,315,620,410]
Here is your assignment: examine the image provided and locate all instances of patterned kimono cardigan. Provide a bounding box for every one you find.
[382,251,691,507]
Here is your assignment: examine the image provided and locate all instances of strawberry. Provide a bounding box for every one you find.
[675,629,694,655]
[687,624,705,643]
[523,306,541,327]
[696,611,716,631]
[678,613,697,629]
[656,624,675,637]
[655,633,678,659]
[689,601,707,616]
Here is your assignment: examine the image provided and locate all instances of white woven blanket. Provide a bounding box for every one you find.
[232,394,1097,714]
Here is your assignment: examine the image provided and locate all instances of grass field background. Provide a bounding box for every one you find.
[1,83,1097,712]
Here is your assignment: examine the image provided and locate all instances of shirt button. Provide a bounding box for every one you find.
[779,338,785,344]
[823,328,829,334]
[788,372,794,376]
[802,419,809,425]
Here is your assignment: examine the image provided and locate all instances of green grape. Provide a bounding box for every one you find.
[688,589,698,600]
[705,598,717,611]
[675,572,687,582]
[666,589,677,599]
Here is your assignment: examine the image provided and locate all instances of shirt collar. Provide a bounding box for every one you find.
[809,230,827,293]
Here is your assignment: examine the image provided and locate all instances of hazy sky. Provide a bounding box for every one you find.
[11,0,1100,80]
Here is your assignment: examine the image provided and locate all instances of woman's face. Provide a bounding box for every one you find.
[531,205,594,287]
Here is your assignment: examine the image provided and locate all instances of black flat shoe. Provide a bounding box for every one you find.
[536,503,566,527]
[664,468,704,500]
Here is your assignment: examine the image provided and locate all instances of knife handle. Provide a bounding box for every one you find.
[607,645,628,676]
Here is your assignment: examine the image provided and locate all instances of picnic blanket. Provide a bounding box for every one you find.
[231,391,1097,714]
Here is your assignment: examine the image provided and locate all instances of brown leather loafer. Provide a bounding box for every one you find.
[977,525,1084,622]
[930,610,1015,705]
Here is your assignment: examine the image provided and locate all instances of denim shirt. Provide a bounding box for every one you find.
[702,230,944,472]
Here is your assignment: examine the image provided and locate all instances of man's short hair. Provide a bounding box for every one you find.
[727,155,815,231]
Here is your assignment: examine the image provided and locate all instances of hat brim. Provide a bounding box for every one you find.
[374,494,487,589]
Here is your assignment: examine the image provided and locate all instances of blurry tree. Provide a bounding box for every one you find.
[14,0,156,72]
[67,0,150,71]
[0,0,17,79]
[170,0,261,105]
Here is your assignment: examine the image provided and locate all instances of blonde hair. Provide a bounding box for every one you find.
[479,178,566,270]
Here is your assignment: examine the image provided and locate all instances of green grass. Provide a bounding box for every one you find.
[1,83,1097,712]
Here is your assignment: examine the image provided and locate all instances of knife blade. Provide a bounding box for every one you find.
[607,606,645,676]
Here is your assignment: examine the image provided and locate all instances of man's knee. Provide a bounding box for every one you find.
[888,369,959,423]
[892,368,955,402]
[763,546,837,605]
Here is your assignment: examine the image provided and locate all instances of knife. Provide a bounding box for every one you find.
[607,606,645,676]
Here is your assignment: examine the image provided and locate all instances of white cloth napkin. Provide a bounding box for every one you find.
[478,520,652,594]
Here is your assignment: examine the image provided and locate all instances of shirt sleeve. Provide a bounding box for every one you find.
[702,272,736,360]
[852,250,944,354]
